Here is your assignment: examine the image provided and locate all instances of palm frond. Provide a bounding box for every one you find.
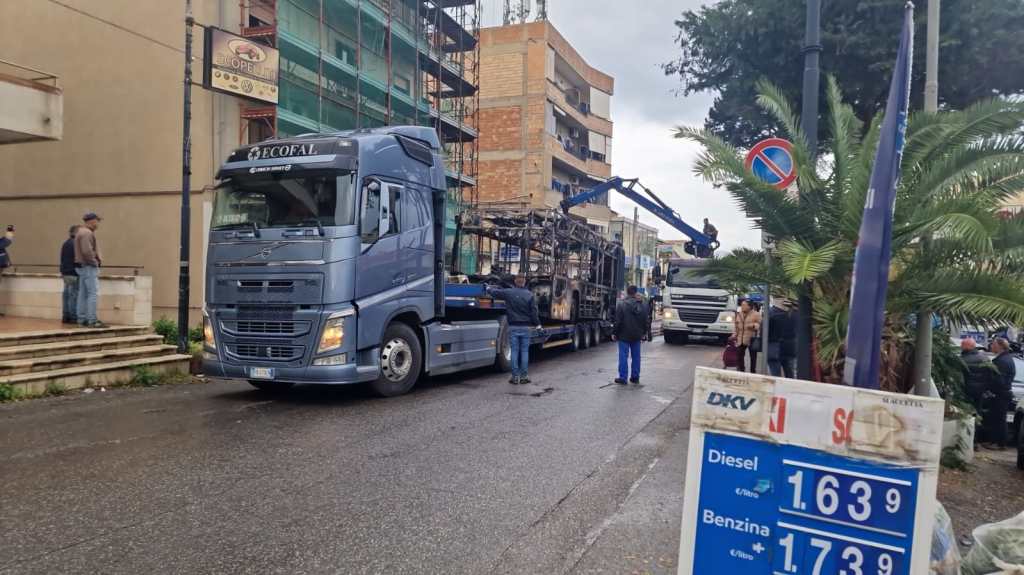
[903,99,1024,170]
[776,240,844,283]
[703,249,791,293]
[910,271,1024,327]
[840,113,883,240]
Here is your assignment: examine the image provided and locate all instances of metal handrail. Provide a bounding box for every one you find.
[0,58,59,86]
[6,264,145,276]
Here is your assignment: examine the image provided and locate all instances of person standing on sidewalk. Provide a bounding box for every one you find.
[732,299,761,373]
[60,225,80,325]
[487,275,541,385]
[74,213,106,328]
[767,298,797,378]
[0,225,12,317]
[985,337,1016,450]
[612,285,650,385]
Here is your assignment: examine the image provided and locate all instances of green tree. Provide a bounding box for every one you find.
[675,78,1024,390]
[664,0,1024,148]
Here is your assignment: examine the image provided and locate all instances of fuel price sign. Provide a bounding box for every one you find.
[678,368,944,575]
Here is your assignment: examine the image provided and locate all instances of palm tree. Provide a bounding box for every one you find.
[675,78,1024,390]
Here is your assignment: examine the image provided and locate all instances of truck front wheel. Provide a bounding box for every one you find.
[369,323,422,397]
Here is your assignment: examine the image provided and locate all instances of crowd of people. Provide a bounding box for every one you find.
[962,336,1016,450]
[728,296,798,378]
[0,212,105,327]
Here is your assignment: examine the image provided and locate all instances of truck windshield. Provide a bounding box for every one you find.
[212,172,356,230]
[667,267,720,288]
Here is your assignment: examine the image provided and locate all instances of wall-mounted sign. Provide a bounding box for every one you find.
[677,368,944,575]
[203,27,279,104]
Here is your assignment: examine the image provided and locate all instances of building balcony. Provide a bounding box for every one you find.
[546,82,612,137]
[546,134,611,180]
[0,60,62,144]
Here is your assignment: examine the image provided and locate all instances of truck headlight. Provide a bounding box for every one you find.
[318,316,345,353]
[203,314,216,350]
[664,308,678,320]
[719,312,734,323]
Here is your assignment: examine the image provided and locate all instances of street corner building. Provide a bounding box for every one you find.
[0,0,481,323]
[476,19,615,234]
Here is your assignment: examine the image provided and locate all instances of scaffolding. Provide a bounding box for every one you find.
[235,0,480,195]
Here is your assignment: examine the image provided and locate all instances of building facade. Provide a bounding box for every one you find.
[0,0,479,322]
[609,216,659,291]
[476,21,615,230]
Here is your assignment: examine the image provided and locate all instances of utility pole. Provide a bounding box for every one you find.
[631,207,640,287]
[177,0,194,353]
[795,0,822,380]
[912,0,940,395]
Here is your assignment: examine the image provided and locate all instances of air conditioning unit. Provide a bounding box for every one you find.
[569,127,580,139]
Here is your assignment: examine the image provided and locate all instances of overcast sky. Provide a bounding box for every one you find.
[481,0,762,251]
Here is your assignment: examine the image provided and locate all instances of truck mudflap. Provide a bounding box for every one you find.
[425,320,501,376]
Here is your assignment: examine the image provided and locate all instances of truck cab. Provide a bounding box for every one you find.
[202,127,495,396]
[660,259,737,345]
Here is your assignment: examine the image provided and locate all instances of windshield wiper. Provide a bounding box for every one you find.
[298,219,325,237]
[214,222,261,238]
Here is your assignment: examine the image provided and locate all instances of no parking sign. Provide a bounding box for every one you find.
[678,368,944,575]
[745,138,797,190]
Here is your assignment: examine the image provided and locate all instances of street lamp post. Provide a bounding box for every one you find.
[912,0,941,395]
[796,0,822,380]
[177,0,194,353]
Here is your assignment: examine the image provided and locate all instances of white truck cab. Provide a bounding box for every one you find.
[660,259,737,345]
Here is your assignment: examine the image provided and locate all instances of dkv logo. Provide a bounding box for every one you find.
[706,392,756,411]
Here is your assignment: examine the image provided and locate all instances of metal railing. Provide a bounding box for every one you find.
[0,59,59,87]
[4,264,145,276]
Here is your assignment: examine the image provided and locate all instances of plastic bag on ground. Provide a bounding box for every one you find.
[933,502,962,574]
[963,511,1024,575]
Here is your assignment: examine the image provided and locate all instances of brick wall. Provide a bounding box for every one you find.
[479,106,522,152]
[480,52,524,99]
[477,159,523,203]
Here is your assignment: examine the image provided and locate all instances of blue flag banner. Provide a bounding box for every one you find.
[843,3,915,389]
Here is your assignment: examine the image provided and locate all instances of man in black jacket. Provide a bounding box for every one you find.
[767,298,797,378]
[487,275,541,384]
[613,286,650,385]
[0,226,11,317]
[60,225,80,324]
[985,337,1016,449]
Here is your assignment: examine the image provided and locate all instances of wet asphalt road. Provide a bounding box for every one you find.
[0,338,718,575]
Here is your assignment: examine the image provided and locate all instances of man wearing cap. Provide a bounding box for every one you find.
[74,213,105,328]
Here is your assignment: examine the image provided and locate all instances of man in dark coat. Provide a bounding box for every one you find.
[487,275,541,385]
[60,225,80,324]
[613,286,650,385]
[985,337,1016,449]
[767,298,797,378]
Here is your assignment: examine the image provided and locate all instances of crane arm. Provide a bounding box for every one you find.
[559,177,718,256]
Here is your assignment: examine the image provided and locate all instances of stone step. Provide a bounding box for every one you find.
[0,334,166,361]
[0,354,192,396]
[0,345,178,376]
[0,325,151,348]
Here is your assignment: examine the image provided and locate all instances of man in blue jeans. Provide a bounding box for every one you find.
[487,275,541,385]
[74,212,106,328]
[613,286,650,385]
[60,225,80,324]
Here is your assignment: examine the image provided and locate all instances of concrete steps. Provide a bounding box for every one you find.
[0,325,151,348]
[0,326,190,397]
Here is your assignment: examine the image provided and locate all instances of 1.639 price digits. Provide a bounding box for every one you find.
[781,461,913,535]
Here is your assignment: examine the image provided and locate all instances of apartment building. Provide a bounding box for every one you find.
[609,216,659,290]
[477,21,615,231]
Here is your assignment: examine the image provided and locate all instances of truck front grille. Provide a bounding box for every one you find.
[228,344,305,362]
[680,310,720,324]
[221,320,311,337]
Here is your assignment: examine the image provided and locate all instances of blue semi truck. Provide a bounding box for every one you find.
[202,127,625,396]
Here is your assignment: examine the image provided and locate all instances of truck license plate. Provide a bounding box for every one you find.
[249,367,275,380]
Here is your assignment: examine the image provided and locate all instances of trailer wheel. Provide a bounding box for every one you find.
[369,323,422,397]
[591,324,602,346]
[494,318,513,373]
[570,326,582,352]
[581,324,593,349]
